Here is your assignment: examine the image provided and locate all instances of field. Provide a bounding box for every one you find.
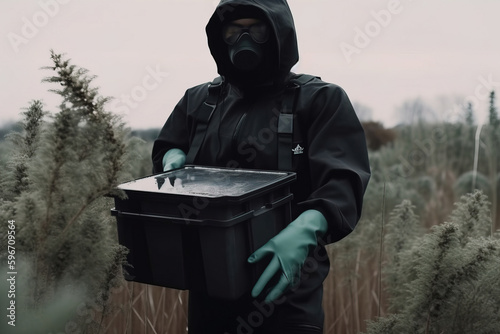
[0,52,499,334]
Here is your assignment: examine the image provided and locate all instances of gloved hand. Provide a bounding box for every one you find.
[162,148,186,171]
[248,209,328,303]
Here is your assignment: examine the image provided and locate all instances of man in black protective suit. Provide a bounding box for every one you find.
[152,0,371,333]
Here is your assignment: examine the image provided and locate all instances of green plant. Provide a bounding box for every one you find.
[365,191,500,334]
[382,200,423,312]
[1,101,45,200]
[454,170,491,199]
[0,51,132,332]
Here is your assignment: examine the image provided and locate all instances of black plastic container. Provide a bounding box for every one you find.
[111,166,295,300]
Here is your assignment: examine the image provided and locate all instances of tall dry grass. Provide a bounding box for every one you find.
[100,266,386,333]
[99,215,389,334]
[1,51,498,333]
[102,283,189,334]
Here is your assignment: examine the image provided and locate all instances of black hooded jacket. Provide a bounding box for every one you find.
[152,0,371,244]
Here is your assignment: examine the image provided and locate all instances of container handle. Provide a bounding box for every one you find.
[110,193,293,225]
[110,209,256,227]
[252,193,294,216]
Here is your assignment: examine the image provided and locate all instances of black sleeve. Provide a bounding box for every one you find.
[151,92,191,174]
[297,83,371,243]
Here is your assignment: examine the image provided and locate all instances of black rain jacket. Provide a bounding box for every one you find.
[152,0,371,245]
[152,0,371,330]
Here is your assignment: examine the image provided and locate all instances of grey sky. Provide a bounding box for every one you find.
[1,0,499,129]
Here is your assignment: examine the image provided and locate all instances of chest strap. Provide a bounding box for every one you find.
[185,76,224,164]
[278,74,317,171]
[186,74,318,169]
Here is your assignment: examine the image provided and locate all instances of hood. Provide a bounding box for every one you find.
[206,0,299,86]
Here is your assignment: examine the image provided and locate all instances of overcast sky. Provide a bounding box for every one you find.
[1,0,499,129]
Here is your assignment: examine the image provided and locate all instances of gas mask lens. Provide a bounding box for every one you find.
[222,21,269,45]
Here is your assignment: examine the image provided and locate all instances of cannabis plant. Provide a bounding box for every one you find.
[382,200,423,312]
[1,51,132,333]
[0,100,45,200]
[365,191,500,334]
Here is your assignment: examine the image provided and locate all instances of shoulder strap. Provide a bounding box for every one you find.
[185,76,224,164]
[277,74,317,170]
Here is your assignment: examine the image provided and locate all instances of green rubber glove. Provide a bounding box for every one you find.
[162,148,186,172]
[248,209,328,303]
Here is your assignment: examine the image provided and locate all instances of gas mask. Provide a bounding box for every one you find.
[222,20,270,71]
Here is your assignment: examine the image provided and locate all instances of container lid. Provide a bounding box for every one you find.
[117,166,295,199]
